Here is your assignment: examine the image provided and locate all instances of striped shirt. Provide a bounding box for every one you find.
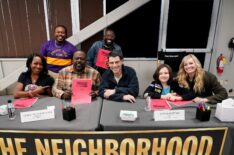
[40,40,77,73]
[52,65,101,98]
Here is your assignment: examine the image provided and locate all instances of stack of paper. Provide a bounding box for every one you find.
[13,98,38,109]
[215,98,234,122]
[0,105,8,115]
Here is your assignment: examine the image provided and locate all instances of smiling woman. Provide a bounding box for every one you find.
[13,53,54,99]
[176,54,228,104]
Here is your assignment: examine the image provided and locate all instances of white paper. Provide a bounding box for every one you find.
[47,106,55,110]
[221,98,234,108]
[215,103,234,122]
[154,110,185,121]
[120,110,137,121]
[20,108,55,123]
[0,105,8,115]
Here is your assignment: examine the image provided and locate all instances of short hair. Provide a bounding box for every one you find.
[104,28,115,36]
[153,64,173,84]
[54,25,67,36]
[108,52,123,61]
[26,53,48,75]
[73,50,87,59]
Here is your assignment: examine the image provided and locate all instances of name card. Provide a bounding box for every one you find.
[120,110,137,121]
[20,108,55,123]
[154,110,185,121]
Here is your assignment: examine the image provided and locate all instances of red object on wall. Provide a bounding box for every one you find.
[216,54,226,74]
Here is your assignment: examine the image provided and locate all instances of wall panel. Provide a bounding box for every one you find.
[0,0,46,57]
[47,0,73,38]
[79,0,103,52]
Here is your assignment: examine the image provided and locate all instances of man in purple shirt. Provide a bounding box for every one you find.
[40,25,77,79]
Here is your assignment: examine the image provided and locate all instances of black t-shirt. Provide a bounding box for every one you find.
[18,72,54,95]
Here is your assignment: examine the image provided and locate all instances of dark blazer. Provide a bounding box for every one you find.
[184,71,228,104]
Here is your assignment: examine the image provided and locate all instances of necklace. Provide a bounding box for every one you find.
[54,41,64,49]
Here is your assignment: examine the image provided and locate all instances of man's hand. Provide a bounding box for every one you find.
[61,90,72,100]
[123,95,136,103]
[104,89,116,98]
[90,90,98,98]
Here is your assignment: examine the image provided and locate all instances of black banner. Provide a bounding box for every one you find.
[0,127,227,155]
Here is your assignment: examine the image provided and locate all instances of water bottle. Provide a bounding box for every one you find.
[7,100,16,120]
[145,96,151,111]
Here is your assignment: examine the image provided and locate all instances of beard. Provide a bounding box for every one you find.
[74,62,85,72]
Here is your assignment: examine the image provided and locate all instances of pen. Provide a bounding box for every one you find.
[207,106,210,111]
[202,106,205,112]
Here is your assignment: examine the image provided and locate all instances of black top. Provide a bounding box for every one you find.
[18,72,54,95]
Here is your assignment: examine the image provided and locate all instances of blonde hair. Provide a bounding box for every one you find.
[177,54,204,93]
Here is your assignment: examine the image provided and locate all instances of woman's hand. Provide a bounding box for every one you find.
[169,95,182,101]
[29,86,50,97]
[193,97,208,103]
[161,94,172,100]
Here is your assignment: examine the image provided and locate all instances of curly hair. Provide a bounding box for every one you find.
[153,64,173,84]
[177,54,204,93]
[26,53,48,75]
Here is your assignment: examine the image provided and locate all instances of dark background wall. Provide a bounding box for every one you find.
[79,0,103,52]
[0,0,214,60]
[0,0,46,57]
[0,0,102,57]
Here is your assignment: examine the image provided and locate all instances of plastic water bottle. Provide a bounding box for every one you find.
[7,100,16,120]
[145,96,151,111]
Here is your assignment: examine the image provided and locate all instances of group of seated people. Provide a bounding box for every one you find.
[12,25,228,104]
[13,51,228,104]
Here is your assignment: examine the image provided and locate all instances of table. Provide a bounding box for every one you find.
[0,96,103,131]
[100,98,234,155]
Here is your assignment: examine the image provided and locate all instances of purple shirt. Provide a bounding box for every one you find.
[40,40,77,73]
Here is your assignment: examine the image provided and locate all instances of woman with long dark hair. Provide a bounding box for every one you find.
[13,53,54,98]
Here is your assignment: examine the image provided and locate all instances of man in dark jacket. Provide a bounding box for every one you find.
[99,52,139,103]
[87,29,123,75]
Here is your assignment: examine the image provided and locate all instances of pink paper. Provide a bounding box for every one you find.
[168,100,193,106]
[150,99,172,110]
[71,79,92,104]
[13,98,38,109]
[95,48,110,69]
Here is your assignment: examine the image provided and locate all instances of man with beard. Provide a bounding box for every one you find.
[99,52,139,103]
[87,28,122,75]
[52,51,101,99]
[40,25,77,79]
